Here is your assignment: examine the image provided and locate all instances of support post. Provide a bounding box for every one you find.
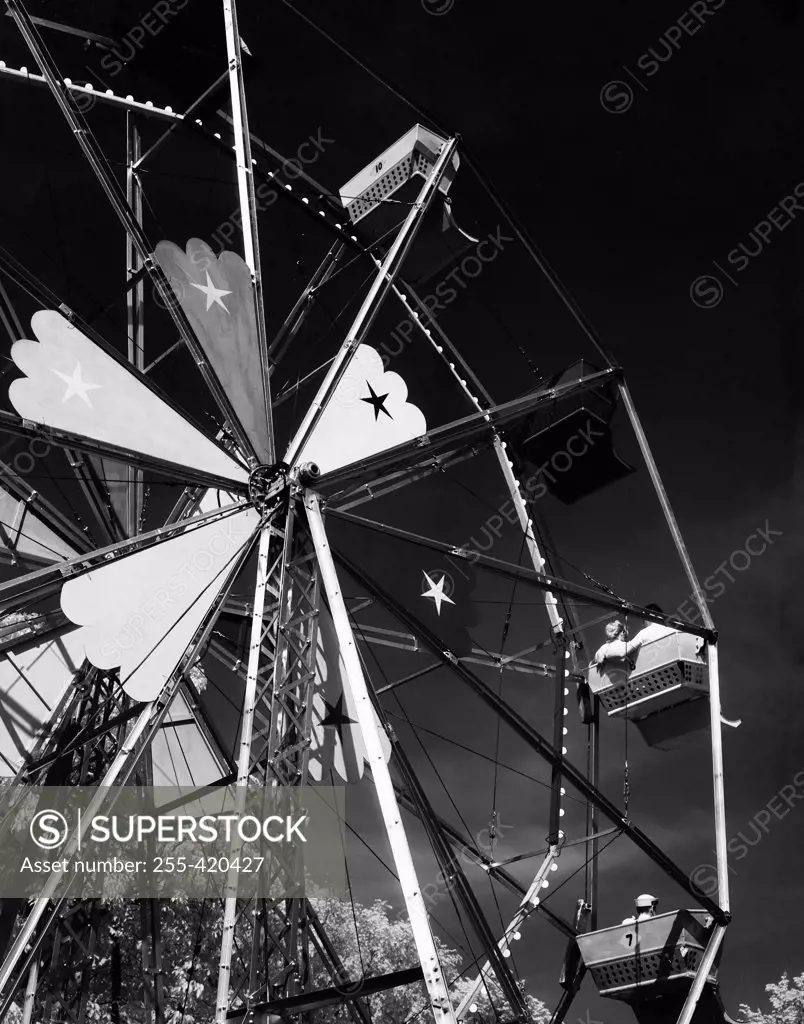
[0,698,162,995]
[222,0,274,462]
[618,382,729,917]
[548,636,565,846]
[304,491,458,1023]
[453,849,556,1021]
[674,925,727,1024]
[20,959,37,1024]
[215,523,275,1024]
[126,113,145,537]
[587,706,600,929]
[389,739,530,1021]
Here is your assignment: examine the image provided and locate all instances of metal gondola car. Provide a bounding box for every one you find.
[587,632,710,749]
[576,909,736,1024]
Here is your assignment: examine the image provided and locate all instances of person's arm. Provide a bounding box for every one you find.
[592,642,608,664]
[622,629,646,658]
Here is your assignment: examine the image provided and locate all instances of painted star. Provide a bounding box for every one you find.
[51,362,102,407]
[421,571,455,616]
[578,1012,604,1024]
[190,270,232,312]
[360,381,392,421]
[320,694,357,742]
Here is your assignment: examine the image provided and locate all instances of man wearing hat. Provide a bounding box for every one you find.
[621,893,658,924]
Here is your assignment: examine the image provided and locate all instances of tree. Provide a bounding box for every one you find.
[740,973,804,1024]
[6,896,551,1024]
[309,897,551,1024]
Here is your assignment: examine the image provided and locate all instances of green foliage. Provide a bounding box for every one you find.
[740,973,804,1024]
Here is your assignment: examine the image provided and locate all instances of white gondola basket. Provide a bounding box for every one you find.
[587,632,708,721]
[576,909,720,1000]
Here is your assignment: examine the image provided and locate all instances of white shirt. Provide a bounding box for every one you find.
[629,623,677,647]
[621,910,655,924]
[595,623,677,664]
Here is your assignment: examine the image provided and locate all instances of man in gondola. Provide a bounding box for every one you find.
[622,893,658,925]
[594,604,676,666]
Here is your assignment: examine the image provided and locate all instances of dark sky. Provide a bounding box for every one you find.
[1,0,803,1020]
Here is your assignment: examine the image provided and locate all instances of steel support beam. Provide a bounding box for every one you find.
[618,383,729,920]
[284,136,458,466]
[0,501,254,616]
[394,788,576,941]
[329,511,715,641]
[318,370,622,505]
[0,523,257,1003]
[126,114,145,538]
[5,0,259,465]
[222,0,274,462]
[389,740,530,1021]
[305,491,458,1023]
[454,849,557,1021]
[675,925,727,1024]
[0,409,249,494]
[225,966,425,1020]
[333,549,729,925]
[216,523,277,1024]
[268,240,345,372]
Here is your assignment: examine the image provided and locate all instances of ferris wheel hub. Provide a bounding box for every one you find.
[248,462,288,513]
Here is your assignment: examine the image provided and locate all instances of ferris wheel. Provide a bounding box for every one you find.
[0,2,736,1023]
